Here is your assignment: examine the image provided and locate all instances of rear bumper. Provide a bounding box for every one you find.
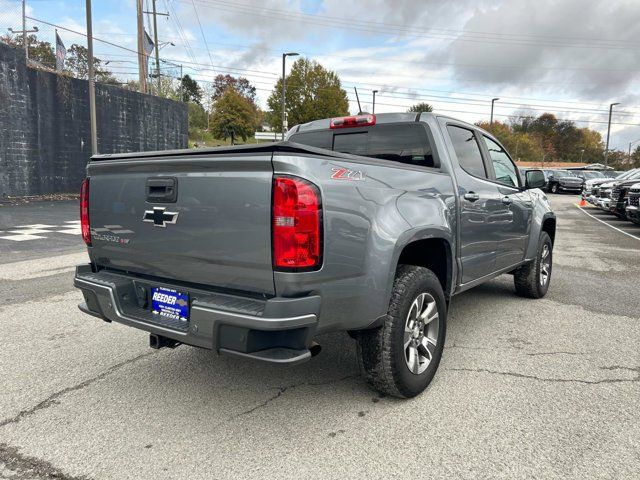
[74,265,319,365]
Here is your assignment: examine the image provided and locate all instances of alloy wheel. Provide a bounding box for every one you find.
[540,244,551,286]
[404,293,439,375]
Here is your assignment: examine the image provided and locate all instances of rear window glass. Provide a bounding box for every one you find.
[289,124,438,168]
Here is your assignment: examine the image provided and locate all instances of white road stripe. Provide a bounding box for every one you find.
[576,205,640,241]
[0,251,89,280]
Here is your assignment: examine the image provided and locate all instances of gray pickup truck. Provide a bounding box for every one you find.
[74,112,555,398]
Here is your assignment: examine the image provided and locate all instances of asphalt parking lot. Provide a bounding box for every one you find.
[0,194,638,480]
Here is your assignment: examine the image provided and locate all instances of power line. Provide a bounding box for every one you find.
[184,0,640,50]
[21,15,640,127]
[164,0,197,64]
[190,0,214,72]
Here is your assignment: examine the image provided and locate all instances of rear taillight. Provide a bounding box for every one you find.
[272,176,322,270]
[80,178,91,246]
[330,114,376,129]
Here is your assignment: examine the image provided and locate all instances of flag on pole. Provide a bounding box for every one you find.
[143,30,155,75]
[55,31,66,72]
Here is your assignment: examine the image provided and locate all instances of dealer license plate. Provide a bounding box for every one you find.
[150,287,189,322]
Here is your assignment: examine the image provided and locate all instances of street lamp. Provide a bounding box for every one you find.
[580,149,585,163]
[490,98,499,125]
[158,41,175,50]
[372,90,378,114]
[281,52,299,140]
[604,102,620,168]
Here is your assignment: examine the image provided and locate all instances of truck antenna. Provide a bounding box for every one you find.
[354,86,363,114]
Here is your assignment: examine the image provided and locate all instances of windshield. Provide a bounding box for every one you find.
[617,169,638,179]
[584,171,604,178]
[552,170,574,177]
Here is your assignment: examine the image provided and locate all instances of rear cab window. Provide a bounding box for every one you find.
[289,123,439,169]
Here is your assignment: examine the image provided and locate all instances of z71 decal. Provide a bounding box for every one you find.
[331,167,365,181]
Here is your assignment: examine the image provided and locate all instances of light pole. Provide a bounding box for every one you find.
[490,97,499,125]
[372,90,378,114]
[604,102,620,168]
[85,0,97,155]
[281,52,299,140]
[8,0,38,61]
[580,149,585,163]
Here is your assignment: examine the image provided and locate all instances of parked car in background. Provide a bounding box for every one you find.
[575,171,606,183]
[609,176,640,218]
[592,169,640,210]
[626,183,640,225]
[546,169,583,193]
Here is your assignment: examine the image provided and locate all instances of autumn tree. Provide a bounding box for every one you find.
[408,102,433,113]
[267,58,349,132]
[211,74,256,104]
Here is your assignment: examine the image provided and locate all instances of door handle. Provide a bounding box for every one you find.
[464,192,480,202]
[502,196,512,205]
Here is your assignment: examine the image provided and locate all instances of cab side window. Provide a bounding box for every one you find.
[483,136,519,188]
[447,125,487,178]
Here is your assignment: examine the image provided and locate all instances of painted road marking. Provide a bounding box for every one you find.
[0,221,81,241]
[575,205,640,241]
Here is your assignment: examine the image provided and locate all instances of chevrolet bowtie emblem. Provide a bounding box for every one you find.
[142,207,179,227]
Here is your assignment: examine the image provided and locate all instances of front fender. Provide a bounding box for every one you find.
[524,191,556,260]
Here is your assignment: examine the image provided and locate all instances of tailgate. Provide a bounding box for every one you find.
[87,153,275,295]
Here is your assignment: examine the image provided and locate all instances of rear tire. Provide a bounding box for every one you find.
[356,265,447,398]
[514,231,553,299]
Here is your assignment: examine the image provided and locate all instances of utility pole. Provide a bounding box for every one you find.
[281,52,299,140]
[22,0,27,59]
[144,1,170,95]
[490,97,499,125]
[152,0,160,95]
[85,0,97,155]
[372,90,378,114]
[604,102,619,168]
[8,0,38,61]
[136,0,147,93]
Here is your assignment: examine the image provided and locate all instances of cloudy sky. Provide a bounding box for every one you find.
[2,0,640,150]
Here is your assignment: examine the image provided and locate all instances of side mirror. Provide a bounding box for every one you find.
[525,169,546,189]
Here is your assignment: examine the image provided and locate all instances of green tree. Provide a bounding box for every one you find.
[267,58,349,132]
[1,33,55,67]
[180,74,202,104]
[408,102,433,113]
[188,101,207,130]
[630,146,640,169]
[209,88,258,144]
[65,44,116,83]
